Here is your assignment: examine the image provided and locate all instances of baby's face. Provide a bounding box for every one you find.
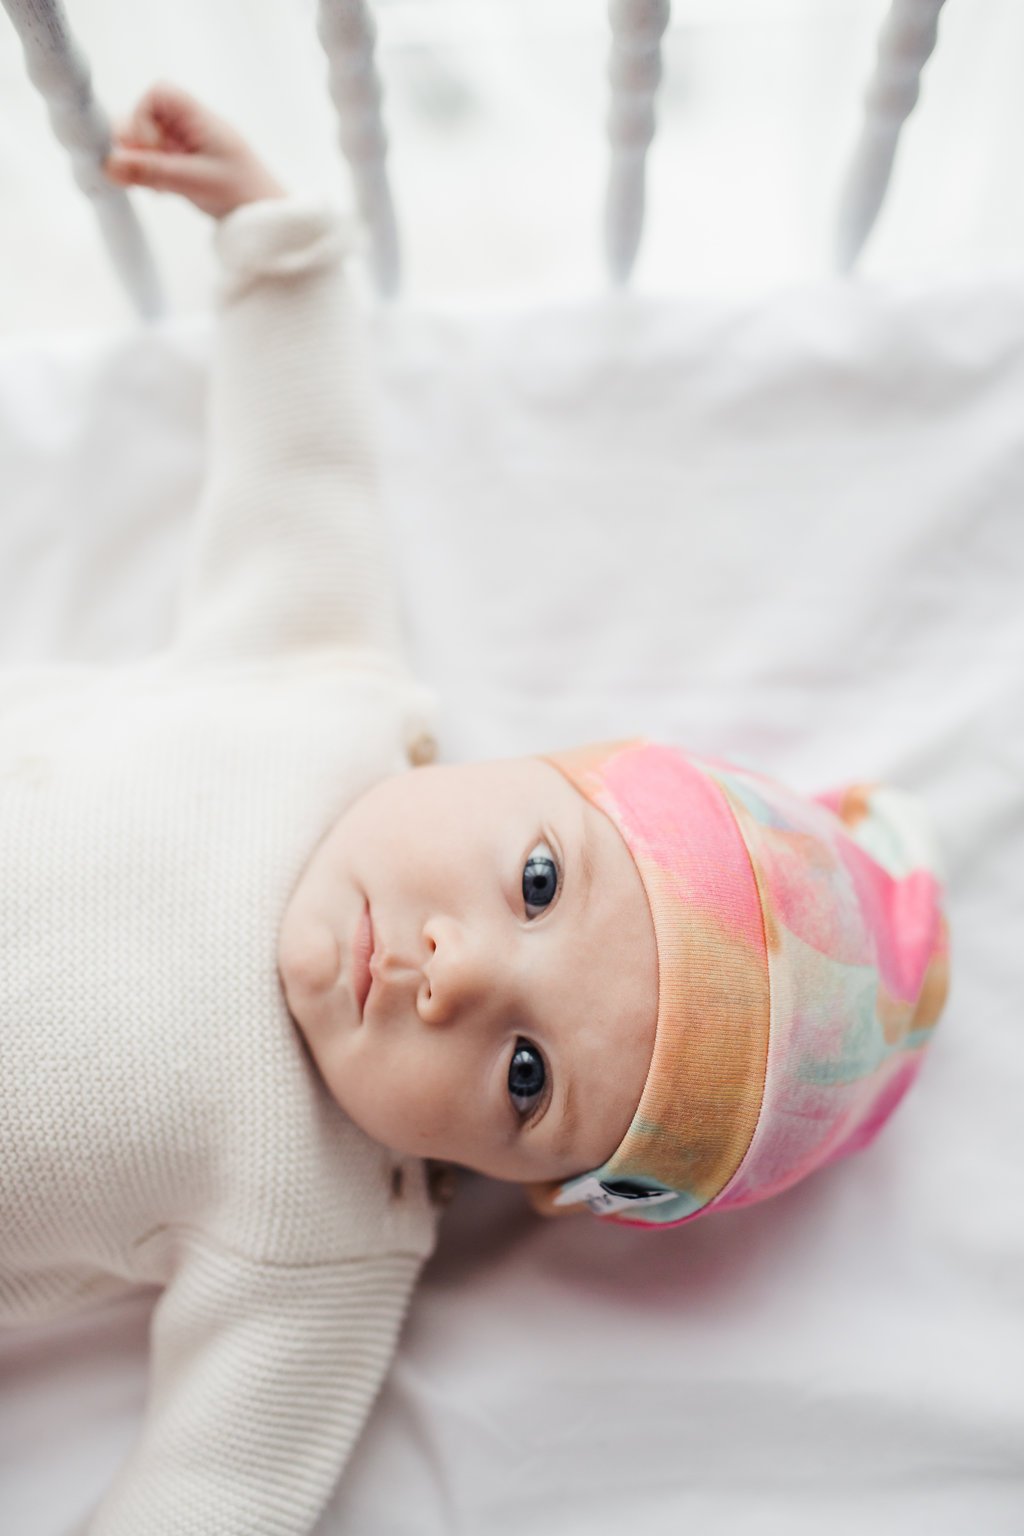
[277,758,658,1184]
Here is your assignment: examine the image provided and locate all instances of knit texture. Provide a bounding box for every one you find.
[0,197,439,1534]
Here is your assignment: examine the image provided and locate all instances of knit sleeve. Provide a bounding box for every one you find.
[85,1236,425,1536]
[170,196,406,666]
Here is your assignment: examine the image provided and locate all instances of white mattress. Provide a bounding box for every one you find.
[0,281,1022,1534]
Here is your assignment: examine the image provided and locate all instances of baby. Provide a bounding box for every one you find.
[1,82,950,1536]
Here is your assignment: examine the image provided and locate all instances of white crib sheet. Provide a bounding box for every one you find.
[0,284,1022,1535]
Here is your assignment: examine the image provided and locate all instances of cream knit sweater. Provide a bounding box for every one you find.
[0,198,441,1534]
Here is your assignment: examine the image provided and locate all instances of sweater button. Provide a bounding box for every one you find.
[407,731,438,767]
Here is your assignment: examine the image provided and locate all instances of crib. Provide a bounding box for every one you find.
[0,3,1022,1534]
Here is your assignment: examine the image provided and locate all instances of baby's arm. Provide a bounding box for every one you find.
[87,1235,424,1535]
[106,84,406,666]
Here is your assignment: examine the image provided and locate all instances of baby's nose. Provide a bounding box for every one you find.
[418,915,493,1026]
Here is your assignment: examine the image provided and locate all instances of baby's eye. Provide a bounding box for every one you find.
[508,1038,546,1119]
[522,842,559,918]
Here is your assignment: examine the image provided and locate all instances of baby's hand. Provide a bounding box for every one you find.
[104,82,285,220]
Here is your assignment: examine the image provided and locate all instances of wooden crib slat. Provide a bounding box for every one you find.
[835,0,947,273]
[316,0,400,299]
[1,0,163,319]
[605,0,671,287]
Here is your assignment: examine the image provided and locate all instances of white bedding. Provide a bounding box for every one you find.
[0,282,1022,1534]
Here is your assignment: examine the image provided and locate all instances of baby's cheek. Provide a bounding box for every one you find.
[343,1041,459,1158]
[384,1067,459,1154]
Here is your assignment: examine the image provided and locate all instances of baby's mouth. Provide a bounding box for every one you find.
[351,903,375,1019]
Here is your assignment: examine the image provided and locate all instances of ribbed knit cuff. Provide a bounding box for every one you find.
[214,196,357,303]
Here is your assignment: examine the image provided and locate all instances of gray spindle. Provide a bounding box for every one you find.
[1,0,163,319]
[605,0,670,287]
[317,0,399,298]
[835,0,947,273]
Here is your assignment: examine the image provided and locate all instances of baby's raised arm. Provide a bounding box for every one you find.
[105,83,407,667]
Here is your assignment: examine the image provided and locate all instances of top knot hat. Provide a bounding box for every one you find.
[528,741,949,1227]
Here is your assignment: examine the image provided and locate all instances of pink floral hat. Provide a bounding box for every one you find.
[528,741,949,1228]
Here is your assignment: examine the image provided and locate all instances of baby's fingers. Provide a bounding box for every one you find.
[105,146,228,213]
[104,139,284,219]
